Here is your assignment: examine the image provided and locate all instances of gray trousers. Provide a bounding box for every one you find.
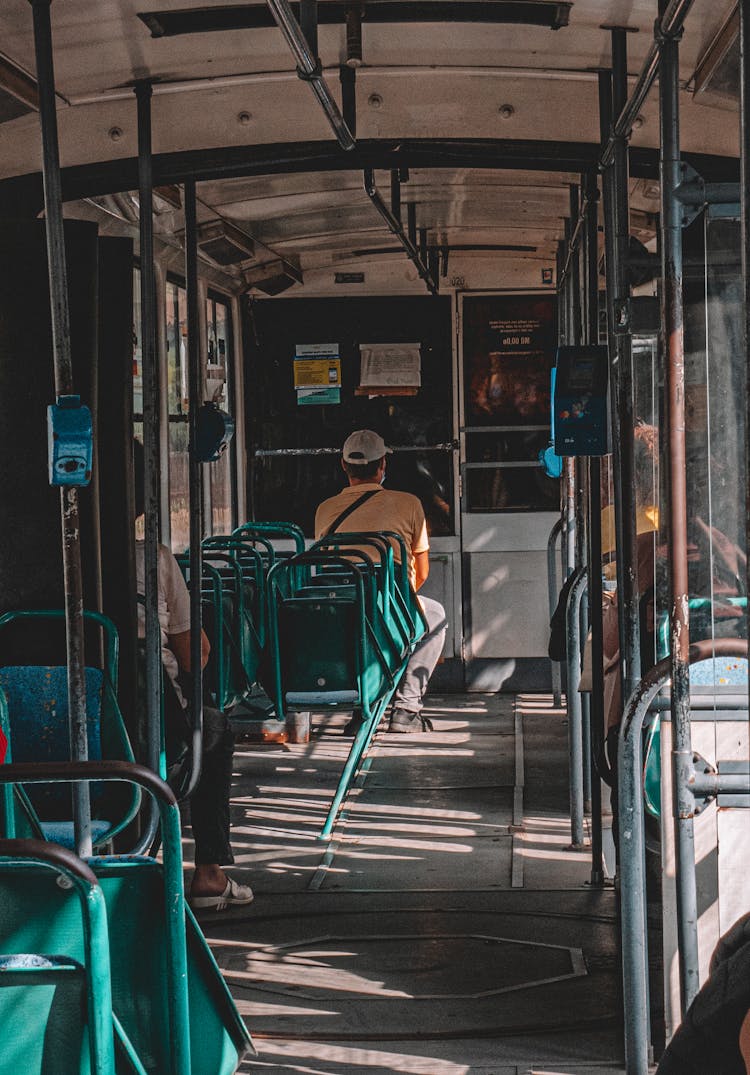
[393,595,448,714]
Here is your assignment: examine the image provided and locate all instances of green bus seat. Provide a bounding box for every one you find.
[265,550,413,837]
[178,558,248,714]
[0,837,115,1075]
[0,761,254,1075]
[233,520,305,555]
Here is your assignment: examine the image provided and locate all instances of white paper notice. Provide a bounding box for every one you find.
[359,343,421,387]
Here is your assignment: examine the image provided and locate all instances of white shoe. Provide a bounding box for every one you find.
[189,877,254,911]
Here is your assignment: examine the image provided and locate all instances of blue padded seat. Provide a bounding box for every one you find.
[0,667,116,845]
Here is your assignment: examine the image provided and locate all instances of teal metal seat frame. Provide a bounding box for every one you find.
[0,836,116,1075]
[266,547,420,837]
[0,759,253,1075]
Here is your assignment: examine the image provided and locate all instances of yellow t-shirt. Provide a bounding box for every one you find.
[314,483,429,590]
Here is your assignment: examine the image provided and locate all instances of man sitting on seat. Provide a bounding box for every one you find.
[134,439,252,911]
[315,430,448,733]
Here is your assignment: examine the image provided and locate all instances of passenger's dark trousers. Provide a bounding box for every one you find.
[188,705,235,866]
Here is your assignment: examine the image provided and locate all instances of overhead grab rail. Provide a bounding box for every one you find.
[556,187,591,292]
[266,0,356,151]
[363,168,439,294]
[599,0,695,169]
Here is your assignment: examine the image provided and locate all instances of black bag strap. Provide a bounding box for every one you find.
[324,488,382,536]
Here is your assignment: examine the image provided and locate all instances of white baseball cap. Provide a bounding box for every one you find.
[342,429,392,464]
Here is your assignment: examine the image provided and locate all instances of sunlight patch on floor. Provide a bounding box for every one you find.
[247,1040,472,1074]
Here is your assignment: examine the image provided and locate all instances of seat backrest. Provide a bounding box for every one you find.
[278,598,359,695]
[0,666,104,761]
[0,667,103,816]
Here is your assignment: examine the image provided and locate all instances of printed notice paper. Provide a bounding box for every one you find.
[359,343,421,388]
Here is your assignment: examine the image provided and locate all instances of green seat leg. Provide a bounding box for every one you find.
[319,685,398,839]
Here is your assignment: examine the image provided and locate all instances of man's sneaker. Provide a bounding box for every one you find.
[388,708,433,733]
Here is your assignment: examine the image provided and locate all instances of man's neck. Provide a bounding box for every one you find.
[348,478,380,487]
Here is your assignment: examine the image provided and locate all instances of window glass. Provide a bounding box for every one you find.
[246,296,455,537]
[206,293,236,534]
[167,280,190,552]
[647,214,746,684]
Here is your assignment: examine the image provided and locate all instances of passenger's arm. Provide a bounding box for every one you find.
[168,628,210,673]
[414,551,430,591]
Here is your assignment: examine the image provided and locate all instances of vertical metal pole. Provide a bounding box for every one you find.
[580,595,593,813]
[564,463,576,577]
[568,187,593,814]
[30,0,92,858]
[407,202,417,247]
[569,184,583,353]
[566,569,587,847]
[184,181,205,798]
[299,0,318,55]
[136,81,163,795]
[585,169,605,886]
[611,29,642,704]
[740,0,750,769]
[659,14,698,1014]
[600,67,633,713]
[390,169,401,221]
[345,4,363,65]
[339,65,357,138]
[547,516,564,707]
[619,679,657,1075]
[562,219,577,578]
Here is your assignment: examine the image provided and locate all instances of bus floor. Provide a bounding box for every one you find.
[182,694,626,1075]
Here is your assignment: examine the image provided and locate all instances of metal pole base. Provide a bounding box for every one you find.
[286,711,311,744]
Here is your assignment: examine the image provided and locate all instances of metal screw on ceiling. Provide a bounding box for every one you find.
[238,111,253,126]
[632,114,645,130]
[368,93,383,110]
[108,126,124,141]
[498,104,514,120]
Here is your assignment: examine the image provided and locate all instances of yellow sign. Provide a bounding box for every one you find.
[294,357,341,388]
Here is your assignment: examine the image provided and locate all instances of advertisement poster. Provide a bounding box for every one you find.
[293,343,341,405]
[462,295,556,426]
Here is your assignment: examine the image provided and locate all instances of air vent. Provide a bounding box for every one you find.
[244,257,302,296]
[335,272,365,284]
[198,220,255,266]
[693,6,739,107]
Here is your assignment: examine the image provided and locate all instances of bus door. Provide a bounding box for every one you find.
[458,292,560,690]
